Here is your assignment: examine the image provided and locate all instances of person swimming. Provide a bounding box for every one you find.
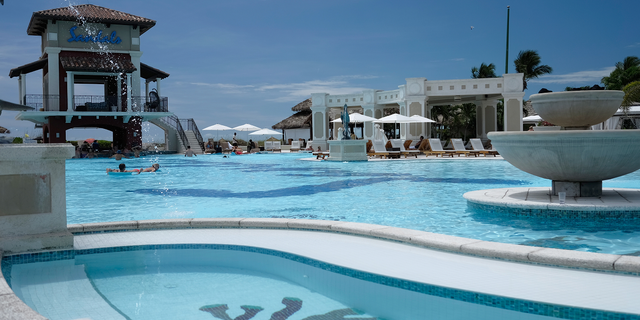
[106,163,139,173]
[140,163,160,172]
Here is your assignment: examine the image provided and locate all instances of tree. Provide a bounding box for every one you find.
[471,63,497,79]
[601,56,640,90]
[514,50,553,90]
[621,81,640,114]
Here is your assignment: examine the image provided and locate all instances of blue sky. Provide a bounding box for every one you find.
[0,0,638,141]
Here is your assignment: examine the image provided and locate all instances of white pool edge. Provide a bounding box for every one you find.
[2,218,640,319]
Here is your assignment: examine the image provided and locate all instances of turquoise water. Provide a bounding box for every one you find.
[8,247,559,320]
[67,153,640,255]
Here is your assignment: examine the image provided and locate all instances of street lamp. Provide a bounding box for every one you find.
[505,5,510,74]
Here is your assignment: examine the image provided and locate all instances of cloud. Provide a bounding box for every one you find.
[627,42,640,48]
[529,67,615,84]
[192,76,376,103]
[191,82,255,94]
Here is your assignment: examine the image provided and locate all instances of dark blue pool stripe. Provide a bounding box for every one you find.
[3,244,638,320]
[128,177,529,199]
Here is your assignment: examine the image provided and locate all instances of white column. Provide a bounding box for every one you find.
[66,72,74,112]
[502,92,525,131]
[311,93,329,150]
[126,73,132,111]
[45,48,61,111]
[18,74,26,105]
[117,74,122,111]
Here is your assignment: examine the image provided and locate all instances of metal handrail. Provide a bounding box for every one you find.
[180,118,205,152]
[160,115,188,149]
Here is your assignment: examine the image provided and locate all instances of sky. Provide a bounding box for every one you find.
[0,0,638,142]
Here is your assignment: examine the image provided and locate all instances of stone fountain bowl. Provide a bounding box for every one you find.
[488,130,640,182]
[531,90,624,129]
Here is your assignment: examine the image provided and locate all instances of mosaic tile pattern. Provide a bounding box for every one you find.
[3,244,640,320]
[469,201,640,220]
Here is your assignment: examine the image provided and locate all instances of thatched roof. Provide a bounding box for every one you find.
[291,98,311,112]
[272,110,311,130]
[0,126,9,134]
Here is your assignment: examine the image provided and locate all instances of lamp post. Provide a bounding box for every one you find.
[505,5,510,74]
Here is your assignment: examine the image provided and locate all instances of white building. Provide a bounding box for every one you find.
[311,74,525,150]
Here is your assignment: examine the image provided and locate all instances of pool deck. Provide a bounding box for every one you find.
[2,218,640,319]
[465,187,640,215]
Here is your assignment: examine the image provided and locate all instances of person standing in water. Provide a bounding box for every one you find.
[185,145,197,157]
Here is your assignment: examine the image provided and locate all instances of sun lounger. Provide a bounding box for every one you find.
[368,140,394,159]
[450,138,477,157]
[272,141,282,152]
[469,139,499,157]
[290,141,300,152]
[426,139,456,157]
[391,139,419,158]
[264,141,273,151]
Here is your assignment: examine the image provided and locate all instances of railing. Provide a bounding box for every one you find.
[161,115,189,149]
[180,119,205,152]
[23,94,169,112]
[25,94,60,111]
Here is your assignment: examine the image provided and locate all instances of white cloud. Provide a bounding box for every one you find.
[627,42,640,48]
[192,78,375,103]
[529,67,615,84]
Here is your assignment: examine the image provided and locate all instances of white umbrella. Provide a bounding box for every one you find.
[203,124,232,131]
[523,115,543,123]
[409,115,437,123]
[232,124,261,141]
[373,113,421,124]
[373,114,420,139]
[331,113,377,123]
[202,123,232,139]
[232,124,261,131]
[249,128,282,136]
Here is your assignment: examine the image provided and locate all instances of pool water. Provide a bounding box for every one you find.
[66,153,640,255]
[7,247,561,320]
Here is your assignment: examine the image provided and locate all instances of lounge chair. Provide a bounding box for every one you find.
[264,141,273,152]
[272,141,282,152]
[450,138,477,157]
[469,139,499,157]
[417,139,429,154]
[290,141,300,152]
[219,140,233,154]
[426,139,456,157]
[374,140,401,159]
[313,151,330,159]
[390,139,419,158]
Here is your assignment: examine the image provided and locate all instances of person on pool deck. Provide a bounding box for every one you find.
[185,145,197,157]
[110,150,128,160]
[106,163,139,173]
[140,163,160,172]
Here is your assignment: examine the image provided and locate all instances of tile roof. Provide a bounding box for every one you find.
[28,4,156,36]
[60,55,137,73]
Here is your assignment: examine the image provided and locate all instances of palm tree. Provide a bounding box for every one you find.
[514,50,553,90]
[621,81,640,113]
[471,63,497,79]
[601,56,640,90]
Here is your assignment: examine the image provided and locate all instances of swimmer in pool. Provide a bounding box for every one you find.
[106,163,139,173]
[140,163,160,172]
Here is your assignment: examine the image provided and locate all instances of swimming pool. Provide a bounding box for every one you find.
[8,228,637,320]
[65,153,640,255]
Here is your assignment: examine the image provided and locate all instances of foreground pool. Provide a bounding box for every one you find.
[66,153,640,255]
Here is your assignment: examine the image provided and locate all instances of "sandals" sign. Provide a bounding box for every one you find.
[67,26,122,44]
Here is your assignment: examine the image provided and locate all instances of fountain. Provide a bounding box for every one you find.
[487,90,640,197]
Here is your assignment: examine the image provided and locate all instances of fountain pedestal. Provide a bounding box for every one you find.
[327,140,368,161]
[0,144,75,253]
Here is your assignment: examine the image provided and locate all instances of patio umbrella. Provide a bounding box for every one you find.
[203,123,232,139]
[409,115,437,123]
[330,113,377,123]
[249,128,282,142]
[232,123,261,141]
[373,113,420,138]
[523,115,543,123]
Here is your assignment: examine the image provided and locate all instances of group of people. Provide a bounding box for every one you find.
[106,163,160,174]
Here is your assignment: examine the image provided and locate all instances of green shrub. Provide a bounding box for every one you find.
[12,137,23,144]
